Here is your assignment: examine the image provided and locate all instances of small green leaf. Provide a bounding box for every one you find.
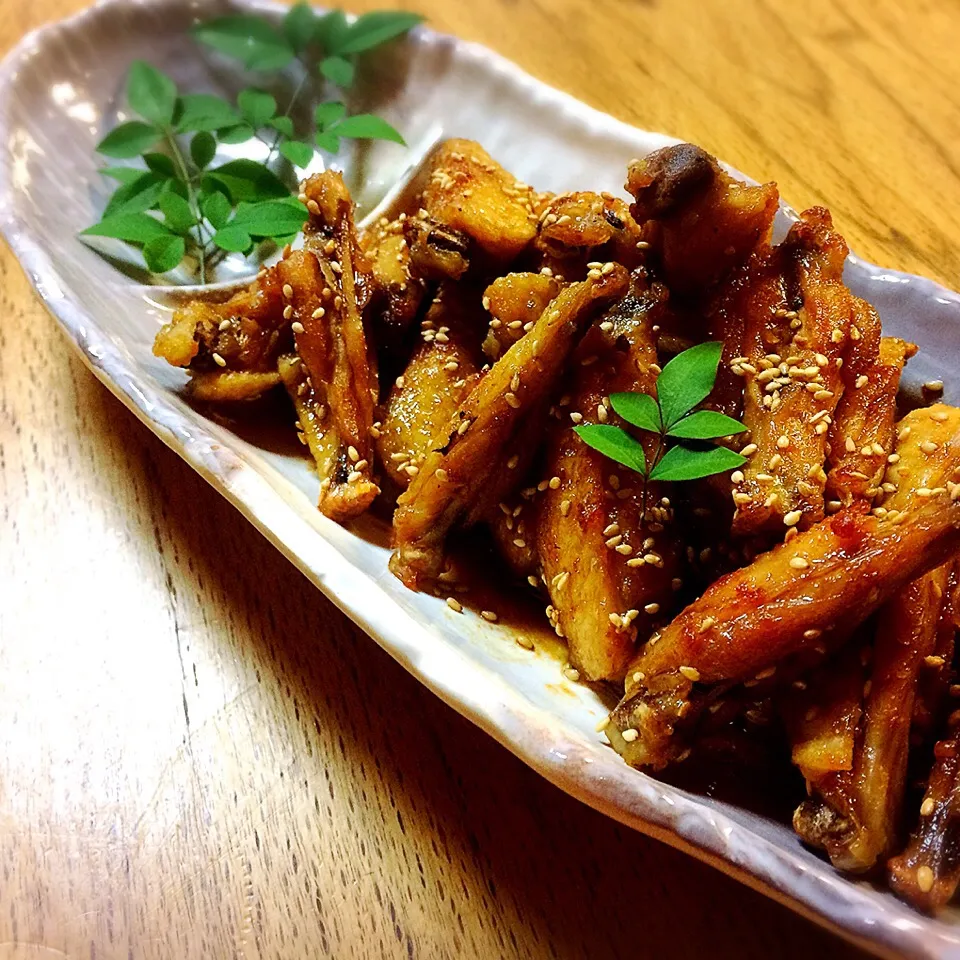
[656,341,724,428]
[573,425,646,476]
[231,198,309,237]
[100,166,147,184]
[102,171,168,217]
[337,11,423,54]
[143,233,185,273]
[96,121,161,158]
[127,61,177,127]
[609,392,661,433]
[175,93,239,133]
[267,115,295,137]
[320,55,355,87]
[205,159,290,203]
[667,410,748,441]
[212,225,253,253]
[192,16,295,71]
[279,140,315,168]
[158,192,196,233]
[81,212,171,244]
[315,10,350,53]
[216,123,256,144]
[201,191,232,230]
[283,2,316,51]
[163,178,189,200]
[143,153,178,178]
[332,113,405,145]
[649,444,746,482]
[190,131,217,169]
[237,88,277,127]
[314,101,346,132]
[314,130,341,154]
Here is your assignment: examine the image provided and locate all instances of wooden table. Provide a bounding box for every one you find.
[3,0,956,956]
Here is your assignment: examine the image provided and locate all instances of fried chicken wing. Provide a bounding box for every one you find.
[536,275,682,682]
[889,735,960,911]
[390,265,629,589]
[153,266,287,371]
[186,369,282,402]
[606,405,960,771]
[792,562,952,872]
[730,209,853,536]
[534,191,646,278]
[359,213,428,348]
[377,284,481,490]
[418,139,544,264]
[626,143,778,295]
[277,173,379,521]
[782,641,866,779]
[826,335,915,507]
[481,272,561,361]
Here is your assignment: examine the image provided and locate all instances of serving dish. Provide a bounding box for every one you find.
[3,1,960,955]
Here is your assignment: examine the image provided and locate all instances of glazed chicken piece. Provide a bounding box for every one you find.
[825,334,915,507]
[481,272,561,361]
[730,209,854,537]
[276,172,379,522]
[889,732,960,911]
[278,353,339,474]
[605,405,960,771]
[626,143,779,296]
[913,561,960,745]
[534,191,647,278]
[536,274,683,682]
[782,640,867,782]
[390,265,629,589]
[359,213,428,351]
[415,138,545,266]
[377,283,482,490]
[793,561,953,872]
[152,265,289,398]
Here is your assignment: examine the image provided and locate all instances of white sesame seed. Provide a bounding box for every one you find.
[790,557,809,570]
[644,603,660,614]
[346,470,362,483]
[480,610,498,622]
[921,440,938,454]
[446,597,463,613]
[560,499,571,517]
[920,797,936,817]
[282,283,294,299]
[212,352,227,367]
[620,728,639,742]
[784,510,802,527]
[917,866,935,893]
[679,665,700,682]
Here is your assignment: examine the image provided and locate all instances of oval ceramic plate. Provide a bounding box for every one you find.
[3,2,960,956]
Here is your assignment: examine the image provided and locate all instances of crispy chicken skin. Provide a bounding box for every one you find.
[481,272,561,361]
[826,334,915,506]
[793,562,952,872]
[536,274,682,682]
[277,172,379,522]
[730,209,853,536]
[606,405,960,771]
[390,265,629,589]
[153,266,287,372]
[377,284,482,490]
[418,139,544,264]
[889,734,960,911]
[186,369,282,402]
[626,143,778,295]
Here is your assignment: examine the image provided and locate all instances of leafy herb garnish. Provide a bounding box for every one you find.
[82,5,422,282]
[574,341,748,492]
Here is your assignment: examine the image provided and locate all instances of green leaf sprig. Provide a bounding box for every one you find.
[82,6,420,281]
[574,342,748,496]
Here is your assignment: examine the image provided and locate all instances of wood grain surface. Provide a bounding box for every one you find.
[3,0,958,957]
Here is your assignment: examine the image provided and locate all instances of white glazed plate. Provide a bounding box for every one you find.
[4,2,960,956]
